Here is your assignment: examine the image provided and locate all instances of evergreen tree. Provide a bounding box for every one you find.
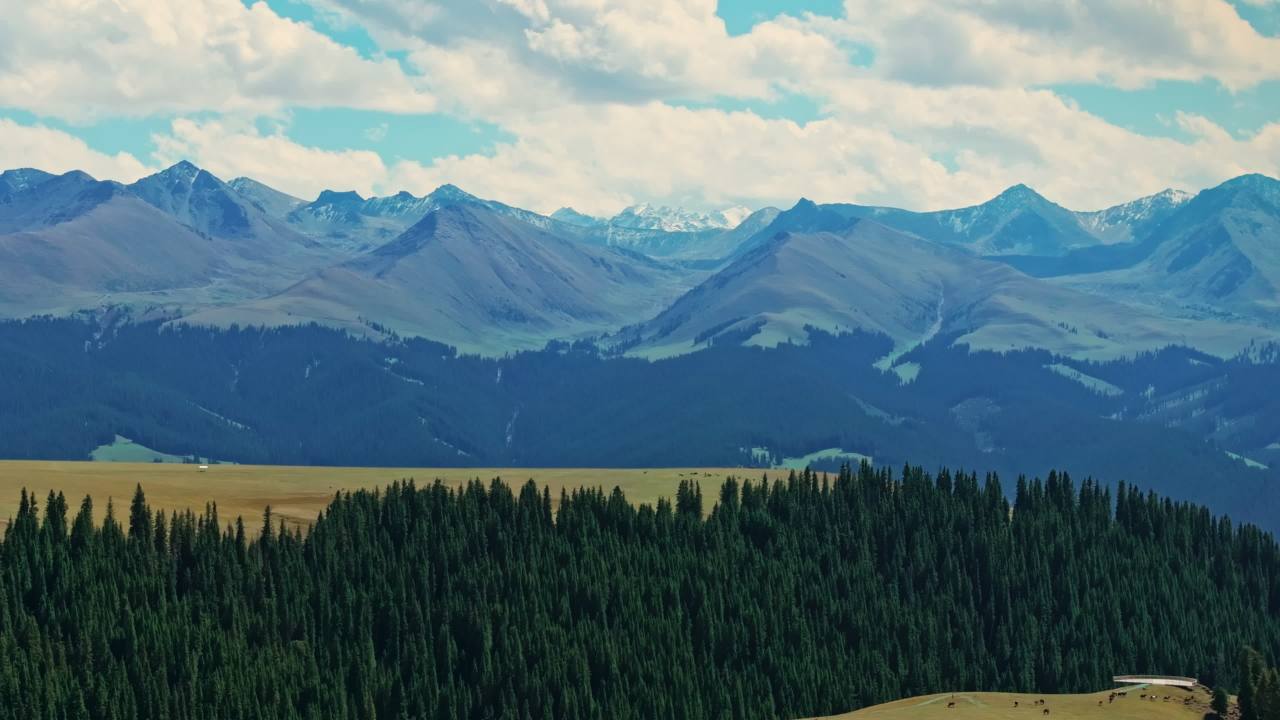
[2,468,1280,720]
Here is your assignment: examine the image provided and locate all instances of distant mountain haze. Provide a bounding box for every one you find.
[624,218,1266,362]
[1,160,1277,362]
[183,203,702,354]
[1054,174,1280,325]
[0,171,225,314]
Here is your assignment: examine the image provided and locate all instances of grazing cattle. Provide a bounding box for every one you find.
[947,702,956,709]
[1014,701,1019,708]
[1043,709,1050,715]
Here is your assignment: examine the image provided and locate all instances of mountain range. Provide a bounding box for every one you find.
[3,161,1280,526]
[185,203,697,354]
[2,160,1278,362]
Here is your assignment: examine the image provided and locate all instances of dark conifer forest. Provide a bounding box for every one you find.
[3,317,1280,532]
[3,464,1280,719]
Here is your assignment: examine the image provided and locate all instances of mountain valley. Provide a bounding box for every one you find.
[2,161,1279,532]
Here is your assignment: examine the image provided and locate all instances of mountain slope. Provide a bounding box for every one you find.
[227,177,305,219]
[0,165,350,317]
[0,172,227,314]
[875,184,1101,256]
[185,203,702,353]
[129,162,319,260]
[1076,188,1191,244]
[1055,174,1280,323]
[609,203,752,232]
[626,218,1275,360]
[286,183,579,252]
[0,168,55,201]
[747,186,1190,262]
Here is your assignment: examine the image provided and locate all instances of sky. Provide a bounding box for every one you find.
[0,0,1278,216]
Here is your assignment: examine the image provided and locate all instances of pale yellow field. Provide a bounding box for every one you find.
[0,461,745,534]
[808,686,1212,720]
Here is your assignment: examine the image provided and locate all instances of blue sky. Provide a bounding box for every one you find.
[1,0,1277,214]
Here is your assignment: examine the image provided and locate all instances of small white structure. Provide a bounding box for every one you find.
[1113,675,1197,689]
[198,465,209,472]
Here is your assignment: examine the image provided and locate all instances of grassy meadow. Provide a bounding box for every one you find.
[809,686,1213,720]
[0,461,747,534]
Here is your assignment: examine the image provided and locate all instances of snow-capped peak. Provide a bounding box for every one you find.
[1155,188,1192,205]
[0,168,54,192]
[609,204,755,232]
[159,160,202,184]
[1085,188,1191,227]
[551,207,603,227]
[1075,188,1193,242]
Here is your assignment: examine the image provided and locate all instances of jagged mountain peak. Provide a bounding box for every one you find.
[313,189,366,205]
[550,207,602,227]
[0,168,56,194]
[1177,173,1280,217]
[609,203,753,232]
[226,177,305,219]
[1217,173,1280,192]
[427,183,479,204]
[53,169,97,185]
[151,160,204,183]
[1153,188,1193,204]
[987,183,1055,209]
[1078,187,1194,243]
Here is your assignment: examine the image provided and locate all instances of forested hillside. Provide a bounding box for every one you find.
[2,317,1278,531]
[3,466,1279,719]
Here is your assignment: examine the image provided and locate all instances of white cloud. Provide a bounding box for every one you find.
[151,118,389,199]
[140,99,1280,217]
[314,0,844,112]
[841,0,1280,90]
[4,0,1277,218]
[803,76,1280,209]
[314,0,1280,113]
[0,119,153,181]
[0,0,435,120]
[392,100,1280,214]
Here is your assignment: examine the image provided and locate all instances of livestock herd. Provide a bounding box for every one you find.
[941,687,1199,716]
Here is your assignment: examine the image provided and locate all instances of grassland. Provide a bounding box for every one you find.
[0,461,745,534]
[807,685,1213,720]
[89,435,191,464]
[778,447,874,470]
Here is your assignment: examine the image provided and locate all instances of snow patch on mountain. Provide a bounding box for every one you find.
[1077,189,1192,243]
[609,203,754,232]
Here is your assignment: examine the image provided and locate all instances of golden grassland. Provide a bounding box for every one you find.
[808,685,1214,720]
[0,460,750,534]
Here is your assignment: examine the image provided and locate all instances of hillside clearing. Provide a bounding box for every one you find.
[89,435,192,464]
[808,686,1210,720]
[0,461,742,534]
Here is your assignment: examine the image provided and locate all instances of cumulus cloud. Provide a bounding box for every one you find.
[4,0,1278,215]
[143,101,1280,216]
[0,0,435,120]
[151,118,389,199]
[841,0,1280,90]
[0,119,154,182]
[314,0,1280,112]
[314,0,844,112]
